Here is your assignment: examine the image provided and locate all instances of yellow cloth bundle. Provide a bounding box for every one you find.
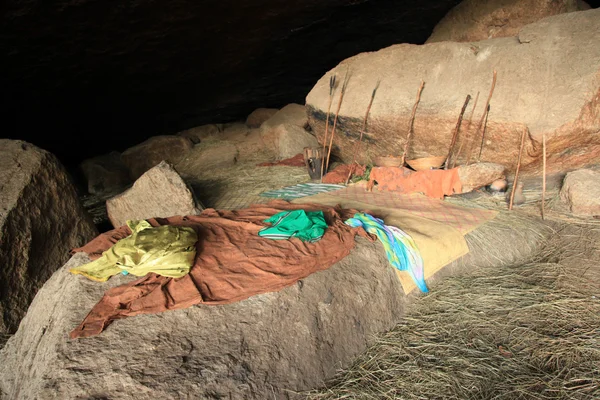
[70,220,198,282]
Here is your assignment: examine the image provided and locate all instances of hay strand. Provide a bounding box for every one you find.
[400,80,425,166]
[306,224,600,400]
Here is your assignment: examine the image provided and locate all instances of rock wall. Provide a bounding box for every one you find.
[0,240,405,399]
[426,0,589,43]
[305,9,600,175]
[0,140,98,333]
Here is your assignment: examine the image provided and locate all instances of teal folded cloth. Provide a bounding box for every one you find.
[259,210,328,243]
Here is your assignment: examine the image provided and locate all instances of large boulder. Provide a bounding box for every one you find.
[176,124,222,144]
[175,140,240,180]
[0,240,406,399]
[0,140,97,333]
[261,103,308,131]
[426,0,589,43]
[458,162,506,192]
[106,161,203,228]
[80,151,131,194]
[560,169,600,216]
[261,124,319,160]
[121,135,194,180]
[246,108,278,128]
[305,9,600,176]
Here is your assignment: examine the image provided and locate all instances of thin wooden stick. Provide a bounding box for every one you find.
[477,104,491,160]
[325,69,350,174]
[320,75,336,182]
[509,127,528,211]
[453,91,479,168]
[467,91,480,123]
[445,94,471,170]
[400,80,425,166]
[542,132,547,220]
[345,80,380,185]
[476,70,497,161]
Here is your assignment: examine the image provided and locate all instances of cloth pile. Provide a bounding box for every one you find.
[70,220,198,282]
[70,201,370,339]
[345,213,427,293]
[368,167,462,199]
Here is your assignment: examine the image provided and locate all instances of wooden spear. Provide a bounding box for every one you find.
[509,127,528,211]
[445,94,471,170]
[325,69,350,175]
[400,80,425,166]
[345,81,380,185]
[542,132,547,220]
[453,91,479,168]
[476,70,497,161]
[320,75,337,182]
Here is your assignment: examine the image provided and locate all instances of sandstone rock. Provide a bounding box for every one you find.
[560,169,600,216]
[305,9,600,176]
[121,135,194,180]
[80,151,131,194]
[0,140,97,333]
[175,140,239,179]
[0,240,405,399]
[261,123,319,159]
[458,163,506,192]
[246,108,278,128]
[427,0,589,43]
[261,103,308,130]
[0,211,555,398]
[177,124,222,144]
[106,161,202,228]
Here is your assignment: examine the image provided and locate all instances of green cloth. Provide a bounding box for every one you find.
[258,210,327,243]
[70,220,198,282]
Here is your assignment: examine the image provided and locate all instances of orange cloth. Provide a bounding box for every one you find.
[322,164,366,184]
[257,153,305,167]
[367,167,462,199]
[70,201,369,339]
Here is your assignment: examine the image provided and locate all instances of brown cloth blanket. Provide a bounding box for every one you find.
[70,201,369,339]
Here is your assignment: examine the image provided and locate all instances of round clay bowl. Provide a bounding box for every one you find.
[406,156,446,171]
[374,156,403,167]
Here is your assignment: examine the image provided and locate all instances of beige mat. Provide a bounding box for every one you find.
[293,193,470,294]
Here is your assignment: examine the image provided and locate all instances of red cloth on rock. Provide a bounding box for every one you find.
[70,201,369,339]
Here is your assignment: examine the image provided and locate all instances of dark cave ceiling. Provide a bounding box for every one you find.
[1,0,598,165]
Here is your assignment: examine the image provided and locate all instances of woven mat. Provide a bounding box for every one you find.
[327,184,498,235]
